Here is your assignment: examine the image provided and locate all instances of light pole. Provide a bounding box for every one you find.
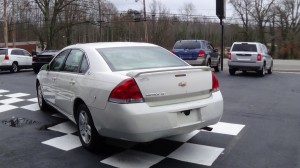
[135,0,148,42]
[3,0,8,48]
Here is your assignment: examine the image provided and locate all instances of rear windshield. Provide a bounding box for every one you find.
[0,49,8,55]
[173,41,201,49]
[232,44,257,52]
[97,46,188,71]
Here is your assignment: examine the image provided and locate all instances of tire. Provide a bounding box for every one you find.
[76,104,103,151]
[10,63,18,73]
[33,68,40,74]
[258,65,266,77]
[229,69,235,75]
[214,60,220,72]
[268,62,273,74]
[37,82,50,111]
[206,60,211,68]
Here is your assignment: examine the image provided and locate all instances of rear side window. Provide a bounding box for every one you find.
[0,49,7,55]
[173,41,201,49]
[97,46,188,71]
[232,44,257,52]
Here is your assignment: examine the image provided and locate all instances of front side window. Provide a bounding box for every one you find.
[62,50,84,72]
[50,50,70,71]
[97,46,188,71]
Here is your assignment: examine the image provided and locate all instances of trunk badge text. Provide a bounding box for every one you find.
[178,81,187,87]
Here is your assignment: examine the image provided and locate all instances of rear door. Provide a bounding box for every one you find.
[11,49,26,65]
[173,41,201,60]
[231,43,258,63]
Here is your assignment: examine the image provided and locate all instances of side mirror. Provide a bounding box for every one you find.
[40,64,50,71]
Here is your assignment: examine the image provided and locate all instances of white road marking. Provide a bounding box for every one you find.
[5,93,30,98]
[47,121,77,134]
[0,97,24,104]
[0,105,18,113]
[27,98,38,103]
[21,103,40,111]
[42,134,81,151]
[168,143,224,166]
[101,150,165,168]
[0,89,9,94]
[208,122,245,136]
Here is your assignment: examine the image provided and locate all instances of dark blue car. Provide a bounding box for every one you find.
[172,40,220,72]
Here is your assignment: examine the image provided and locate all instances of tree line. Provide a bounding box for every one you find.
[0,0,299,59]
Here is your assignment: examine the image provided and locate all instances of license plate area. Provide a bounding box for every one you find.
[177,108,201,126]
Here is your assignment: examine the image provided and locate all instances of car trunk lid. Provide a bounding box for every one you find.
[125,66,212,106]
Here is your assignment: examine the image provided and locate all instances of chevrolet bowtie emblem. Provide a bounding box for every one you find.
[178,81,187,87]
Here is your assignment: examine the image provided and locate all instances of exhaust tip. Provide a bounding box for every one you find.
[201,126,213,131]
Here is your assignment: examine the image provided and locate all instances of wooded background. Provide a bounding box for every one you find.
[0,0,299,59]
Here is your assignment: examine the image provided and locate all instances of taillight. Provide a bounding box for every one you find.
[4,55,9,60]
[32,56,37,62]
[198,50,205,58]
[257,53,262,61]
[227,52,231,60]
[171,49,174,54]
[212,72,220,92]
[108,78,144,104]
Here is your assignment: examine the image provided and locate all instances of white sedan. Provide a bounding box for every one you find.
[36,42,223,151]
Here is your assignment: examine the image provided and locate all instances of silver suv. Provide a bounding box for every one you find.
[228,42,273,76]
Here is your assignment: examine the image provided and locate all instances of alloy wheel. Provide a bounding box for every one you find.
[79,110,92,144]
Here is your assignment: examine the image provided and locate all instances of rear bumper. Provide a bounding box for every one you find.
[0,65,12,70]
[228,61,263,71]
[185,58,206,66]
[89,91,223,142]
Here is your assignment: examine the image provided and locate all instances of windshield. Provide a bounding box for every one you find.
[97,46,188,71]
[232,44,257,52]
[173,41,201,49]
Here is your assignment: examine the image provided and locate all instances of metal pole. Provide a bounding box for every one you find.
[143,0,148,42]
[12,0,15,47]
[220,18,224,71]
[3,0,8,48]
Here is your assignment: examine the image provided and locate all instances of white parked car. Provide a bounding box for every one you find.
[0,48,32,73]
[228,42,273,76]
[36,42,223,150]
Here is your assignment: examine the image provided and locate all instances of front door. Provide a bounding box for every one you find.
[55,49,84,116]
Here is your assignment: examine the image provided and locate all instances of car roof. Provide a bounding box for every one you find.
[176,40,206,42]
[64,42,157,50]
[0,48,26,50]
[233,42,262,45]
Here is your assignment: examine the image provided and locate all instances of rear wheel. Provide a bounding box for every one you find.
[76,104,103,151]
[229,69,235,75]
[268,62,273,74]
[258,65,266,77]
[10,63,18,73]
[214,60,220,72]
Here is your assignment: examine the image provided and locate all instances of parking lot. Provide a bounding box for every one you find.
[0,68,299,168]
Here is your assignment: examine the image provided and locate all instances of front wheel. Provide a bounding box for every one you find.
[76,104,103,151]
[10,63,18,73]
[37,82,49,111]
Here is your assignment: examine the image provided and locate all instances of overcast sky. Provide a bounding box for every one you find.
[109,0,234,18]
